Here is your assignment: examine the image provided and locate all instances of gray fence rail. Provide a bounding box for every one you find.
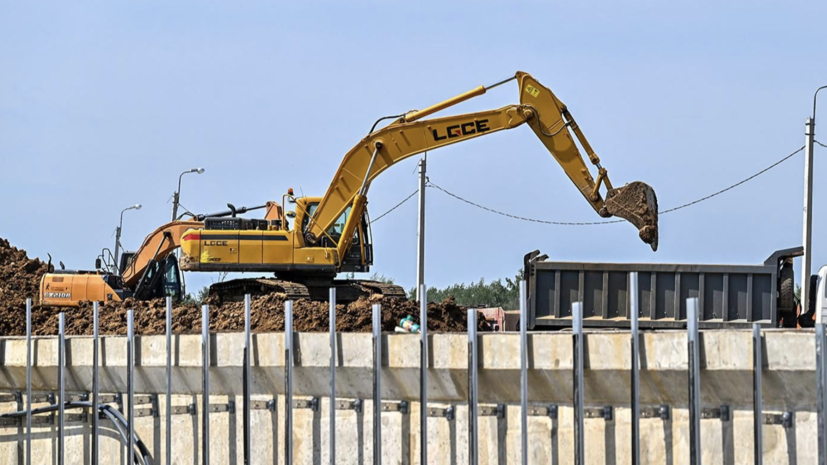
[0,276,823,464]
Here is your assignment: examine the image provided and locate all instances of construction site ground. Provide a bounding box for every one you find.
[0,237,482,336]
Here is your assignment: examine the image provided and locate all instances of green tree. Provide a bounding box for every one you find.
[367,272,395,284]
[181,286,211,305]
[408,269,524,309]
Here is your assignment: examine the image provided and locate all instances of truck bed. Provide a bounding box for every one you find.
[524,248,800,330]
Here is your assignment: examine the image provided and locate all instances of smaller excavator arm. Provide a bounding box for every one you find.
[121,221,203,287]
[304,71,659,259]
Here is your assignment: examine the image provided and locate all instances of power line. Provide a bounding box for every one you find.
[427,182,624,225]
[370,190,418,223]
[659,146,803,214]
[428,146,805,225]
[816,140,827,149]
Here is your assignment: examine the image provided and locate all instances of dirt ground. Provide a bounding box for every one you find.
[0,238,483,336]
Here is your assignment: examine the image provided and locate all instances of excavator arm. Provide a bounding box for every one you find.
[121,220,203,287]
[305,71,659,259]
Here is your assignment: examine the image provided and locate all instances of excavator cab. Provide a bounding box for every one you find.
[133,255,183,301]
[300,201,373,272]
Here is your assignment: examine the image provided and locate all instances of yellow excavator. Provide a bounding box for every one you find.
[40,71,658,306]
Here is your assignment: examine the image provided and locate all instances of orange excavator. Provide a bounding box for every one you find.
[40,71,658,307]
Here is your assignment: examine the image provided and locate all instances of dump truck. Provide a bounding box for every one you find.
[523,247,805,329]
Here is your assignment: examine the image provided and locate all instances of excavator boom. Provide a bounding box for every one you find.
[122,220,203,287]
[305,71,658,253]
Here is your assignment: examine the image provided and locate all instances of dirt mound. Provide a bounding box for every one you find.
[7,295,480,336]
[0,238,50,336]
[0,238,483,336]
[0,238,49,304]
[47,294,476,335]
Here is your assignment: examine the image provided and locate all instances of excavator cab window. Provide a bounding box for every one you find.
[302,202,353,247]
[119,252,136,275]
[135,256,182,302]
[301,203,319,235]
[340,210,373,271]
[330,206,350,237]
[163,256,182,300]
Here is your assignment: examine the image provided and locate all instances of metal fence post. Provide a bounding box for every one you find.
[519,280,528,465]
[372,303,382,465]
[127,309,135,465]
[25,298,31,465]
[753,323,764,465]
[202,304,210,465]
[687,298,701,465]
[243,294,252,465]
[165,297,172,465]
[329,288,337,463]
[93,302,100,465]
[467,308,479,465]
[630,273,641,465]
[58,312,65,465]
[572,302,585,465]
[420,284,429,465]
[285,300,294,465]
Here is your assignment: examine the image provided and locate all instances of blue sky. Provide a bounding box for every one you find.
[1,0,825,296]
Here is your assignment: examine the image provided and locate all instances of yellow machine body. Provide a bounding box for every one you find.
[179,196,350,273]
[40,273,122,307]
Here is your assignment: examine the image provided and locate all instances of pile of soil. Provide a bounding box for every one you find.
[0,238,51,336]
[0,238,484,336]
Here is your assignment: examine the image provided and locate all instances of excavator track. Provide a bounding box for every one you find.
[347,280,408,300]
[209,278,311,303]
[209,277,406,304]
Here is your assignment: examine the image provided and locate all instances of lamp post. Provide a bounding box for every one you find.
[172,167,205,221]
[802,86,827,321]
[114,204,141,273]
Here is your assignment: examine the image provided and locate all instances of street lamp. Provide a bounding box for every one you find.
[172,167,205,221]
[801,85,827,322]
[114,204,141,273]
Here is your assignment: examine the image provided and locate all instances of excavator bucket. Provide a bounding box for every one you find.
[603,182,659,251]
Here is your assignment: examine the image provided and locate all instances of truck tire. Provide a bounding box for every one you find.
[778,264,796,327]
[799,275,819,328]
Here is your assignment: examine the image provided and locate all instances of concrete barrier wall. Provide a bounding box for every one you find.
[0,329,817,464]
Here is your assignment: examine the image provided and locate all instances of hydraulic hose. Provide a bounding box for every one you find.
[0,401,152,465]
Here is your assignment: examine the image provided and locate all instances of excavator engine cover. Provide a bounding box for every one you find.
[603,182,659,251]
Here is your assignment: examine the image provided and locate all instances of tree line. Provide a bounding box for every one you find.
[185,270,524,309]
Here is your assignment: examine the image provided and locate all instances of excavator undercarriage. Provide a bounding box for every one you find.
[208,277,407,304]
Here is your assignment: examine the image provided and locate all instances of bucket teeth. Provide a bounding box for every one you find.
[604,182,659,251]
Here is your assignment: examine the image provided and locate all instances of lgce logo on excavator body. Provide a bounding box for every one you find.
[204,240,229,247]
[431,119,490,141]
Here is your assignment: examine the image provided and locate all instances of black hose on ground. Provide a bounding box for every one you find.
[0,401,152,465]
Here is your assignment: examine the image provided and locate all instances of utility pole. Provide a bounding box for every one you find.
[416,155,427,301]
[802,117,815,317]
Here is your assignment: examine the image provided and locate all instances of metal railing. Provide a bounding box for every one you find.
[2,273,826,464]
